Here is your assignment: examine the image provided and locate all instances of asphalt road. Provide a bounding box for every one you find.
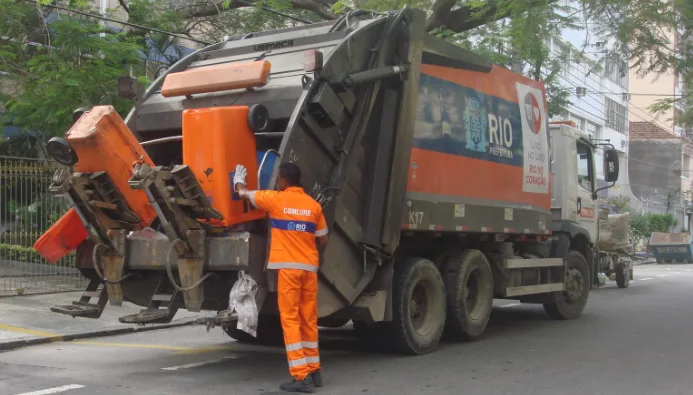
[2,264,693,395]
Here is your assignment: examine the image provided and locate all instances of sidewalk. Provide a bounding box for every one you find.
[0,292,214,351]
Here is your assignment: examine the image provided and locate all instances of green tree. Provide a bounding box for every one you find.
[628,210,649,241]
[0,0,144,142]
[607,195,631,213]
[647,213,678,233]
[13,0,692,137]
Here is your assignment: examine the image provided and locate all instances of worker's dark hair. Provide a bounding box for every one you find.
[279,162,301,186]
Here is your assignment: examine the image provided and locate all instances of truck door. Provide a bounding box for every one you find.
[575,140,598,241]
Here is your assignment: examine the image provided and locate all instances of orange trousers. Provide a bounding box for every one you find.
[277,269,320,381]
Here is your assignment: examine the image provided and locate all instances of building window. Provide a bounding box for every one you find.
[554,41,570,77]
[604,55,628,88]
[684,153,691,177]
[605,98,627,134]
[586,121,601,141]
[569,113,585,131]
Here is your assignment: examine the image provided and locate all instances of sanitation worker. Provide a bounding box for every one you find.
[233,162,328,393]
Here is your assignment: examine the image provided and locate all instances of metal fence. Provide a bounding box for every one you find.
[0,156,87,296]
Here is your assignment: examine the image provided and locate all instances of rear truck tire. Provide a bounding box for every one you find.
[543,251,590,320]
[441,250,494,339]
[224,314,284,346]
[615,261,630,288]
[388,257,447,355]
[318,317,350,328]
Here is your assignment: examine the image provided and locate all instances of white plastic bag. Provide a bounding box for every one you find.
[228,270,259,337]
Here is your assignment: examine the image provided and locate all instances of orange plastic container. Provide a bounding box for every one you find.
[33,208,88,263]
[65,105,156,228]
[182,106,265,227]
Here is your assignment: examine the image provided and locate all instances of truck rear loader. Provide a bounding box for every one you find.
[40,8,621,354]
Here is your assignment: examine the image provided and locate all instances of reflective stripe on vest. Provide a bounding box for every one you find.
[267,262,319,272]
[270,219,317,234]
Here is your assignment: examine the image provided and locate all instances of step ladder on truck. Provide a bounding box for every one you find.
[36,8,621,355]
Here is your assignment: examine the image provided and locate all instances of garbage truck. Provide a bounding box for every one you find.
[37,8,621,355]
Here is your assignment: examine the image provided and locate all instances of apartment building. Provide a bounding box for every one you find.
[549,7,635,205]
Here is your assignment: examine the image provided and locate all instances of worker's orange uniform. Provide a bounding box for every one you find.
[250,187,328,381]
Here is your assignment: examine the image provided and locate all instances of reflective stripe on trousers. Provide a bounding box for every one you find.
[278,269,320,380]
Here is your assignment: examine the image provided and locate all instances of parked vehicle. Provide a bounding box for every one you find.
[597,209,633,288]
[650,232,693,264]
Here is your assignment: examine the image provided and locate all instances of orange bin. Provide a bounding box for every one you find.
[182,106,265,227]
[33,208,88,263]
[66,105,156,228]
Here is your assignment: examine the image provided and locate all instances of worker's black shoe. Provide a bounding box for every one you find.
[279,376,315,393]
[310,370,323,388]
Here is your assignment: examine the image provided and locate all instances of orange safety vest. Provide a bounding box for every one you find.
[250,187,328,272]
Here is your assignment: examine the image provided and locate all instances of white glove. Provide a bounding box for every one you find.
[233,164,247,190]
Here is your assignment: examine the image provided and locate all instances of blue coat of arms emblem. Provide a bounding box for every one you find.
[464,97,487,153]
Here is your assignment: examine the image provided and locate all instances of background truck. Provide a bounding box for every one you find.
[597,209,633,288]
[41,8,621,355]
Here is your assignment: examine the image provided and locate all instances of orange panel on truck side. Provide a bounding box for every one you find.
[182,106,265,227]
[65,105,157,228]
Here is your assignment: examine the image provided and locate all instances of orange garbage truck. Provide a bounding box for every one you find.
[38,8,621,354]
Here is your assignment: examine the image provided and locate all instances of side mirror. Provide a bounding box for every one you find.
[604,149,620,182]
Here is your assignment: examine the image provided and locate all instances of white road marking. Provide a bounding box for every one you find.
[686,269,692,272]
[14,385,85,395]
[640,277,653,281]
[161,356,238,371]
[499,303,522,308]
[656,274,669,277]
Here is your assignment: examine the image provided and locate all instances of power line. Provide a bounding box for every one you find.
[24,0,213,45]
[586,92,690,97]
[550,44,682,136]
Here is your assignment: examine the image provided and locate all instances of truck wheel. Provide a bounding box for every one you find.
[442,249,493,339]
[389,257,446,354]
[543,251,590,320]
[223,314,284,346]
[615,262,630,288]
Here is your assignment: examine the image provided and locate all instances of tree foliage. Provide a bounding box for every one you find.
[0,0,193,148]
[3,0,692,153]
[628,210,679,242]
[0,0,144,141]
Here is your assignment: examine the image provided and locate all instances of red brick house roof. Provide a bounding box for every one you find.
[629,121,678,139]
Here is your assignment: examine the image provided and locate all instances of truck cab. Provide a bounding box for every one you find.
[549,122,620,286]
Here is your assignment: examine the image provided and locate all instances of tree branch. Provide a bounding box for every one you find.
[117,0,131,14]
[425,0,557,33]
[177,0,336,20]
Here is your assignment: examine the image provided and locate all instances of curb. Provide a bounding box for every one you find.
[0,320,197,352]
